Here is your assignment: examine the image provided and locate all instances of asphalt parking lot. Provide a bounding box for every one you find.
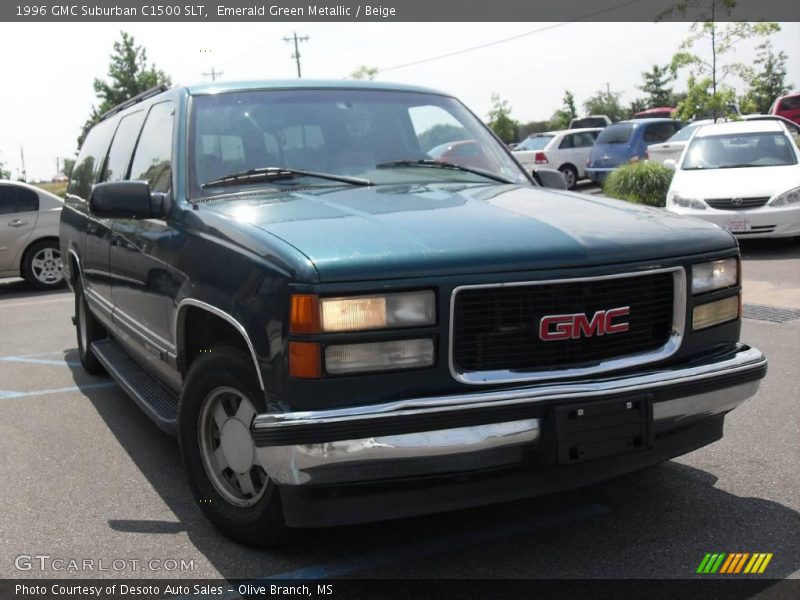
[0,238,798,583]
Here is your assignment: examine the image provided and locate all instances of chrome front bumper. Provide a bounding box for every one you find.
[253,345,766,486]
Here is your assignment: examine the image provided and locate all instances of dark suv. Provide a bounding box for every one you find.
[60,81,766,547]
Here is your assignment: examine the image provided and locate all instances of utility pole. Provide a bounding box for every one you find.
[283,32,309,78]
[20,145,27,182]
[202,67,224,82]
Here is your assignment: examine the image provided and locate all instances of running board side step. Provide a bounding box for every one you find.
[91,339,179,436]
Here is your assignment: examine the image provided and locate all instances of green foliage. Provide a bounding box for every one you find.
[517,120,552,139]
[740,41,792,114]
[583,88,625,122]
[627,98,649,119]
[675,75,738,121]
[487,93,519,143]
[639,64,675,107]
[549,90,578,130]
[417,124,468,151]
[350,65,378,80]
[0,160,10,180]
[79,31,171,146]
[61,158,75,178]
[603,162,674,207]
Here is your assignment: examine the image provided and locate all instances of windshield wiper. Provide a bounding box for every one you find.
[375,159,513,184]
[201,166,374,189]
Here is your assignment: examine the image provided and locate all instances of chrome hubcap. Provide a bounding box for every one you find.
[199,386,268,507]
[31,247,63,284]
[562,169,576,188]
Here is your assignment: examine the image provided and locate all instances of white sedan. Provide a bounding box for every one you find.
[665,120,800,239]
[513,128,602,189]
[0,180,64,288]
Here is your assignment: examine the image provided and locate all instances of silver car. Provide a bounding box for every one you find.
[0,180,64,289]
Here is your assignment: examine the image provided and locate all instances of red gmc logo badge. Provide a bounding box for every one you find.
[539,306,630,341]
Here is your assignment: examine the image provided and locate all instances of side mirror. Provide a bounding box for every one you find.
[89,181,163,219]
[533,168,568,190]
[663,159,677,171]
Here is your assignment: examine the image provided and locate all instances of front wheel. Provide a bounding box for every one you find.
[179,346,287,547]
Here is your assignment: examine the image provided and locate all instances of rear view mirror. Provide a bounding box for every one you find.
[533,168,568,190]
[90,181,164,219]
[663,159,677,171]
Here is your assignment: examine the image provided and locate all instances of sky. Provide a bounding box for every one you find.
[0,21,798,181]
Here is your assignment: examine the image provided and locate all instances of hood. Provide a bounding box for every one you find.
[206,183,735,282]
[670,165,799,201]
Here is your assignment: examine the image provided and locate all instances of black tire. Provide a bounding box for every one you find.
[22,239,65,290]
[559,165,579,190]
[74,281,106,375]
[178,345,288,547]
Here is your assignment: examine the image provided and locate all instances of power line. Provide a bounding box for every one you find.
[283,32,310,78]
[378,0,649,73]
[202,67,224,82]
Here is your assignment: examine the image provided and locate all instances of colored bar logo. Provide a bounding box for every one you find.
[696,552,773,574]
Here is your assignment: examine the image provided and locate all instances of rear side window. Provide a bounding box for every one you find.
[103,110,146,182]
[516,135,553,151]
[559,135,575,149]
[596,124,633,144]
[572,132,597,148]
[644,122,680,143]
[130,101,174,193]
[0,185,39,215]
[68,118,117,201]
[779,96,800,111]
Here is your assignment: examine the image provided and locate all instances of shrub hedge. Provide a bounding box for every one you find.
[603,161,674,207]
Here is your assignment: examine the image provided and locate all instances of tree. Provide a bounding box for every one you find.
[0,161,10,180]
[417,124,468,151]
[61,158,75,179]
[740,41,792,114]
[666,1,779,120]
[350,65,378,80]
[639,64,675,107]
[487,94,519,143]
[627,98,649,119]
[78,31,171,146]
[583,87,625,122]
[549,90,578,129]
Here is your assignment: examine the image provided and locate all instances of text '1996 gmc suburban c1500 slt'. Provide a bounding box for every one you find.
[60,80,767,547]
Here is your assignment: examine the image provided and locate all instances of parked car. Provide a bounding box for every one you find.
[0,180,64,289]
[740,113,800,139]
[768,92,800,126]
[647,120,711,166]
[61,80,765,547]
[586,118,683,183]
[665,120,799,238]
[428,139,494,172]
[569,115,612,129]
[513,128,602,189]
[633,107,676,119]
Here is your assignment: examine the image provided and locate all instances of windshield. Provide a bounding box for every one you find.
[514,135,553,151]
[664,123,699,143]
[681,132,797,170]
[189,88,529,198]
[595,123,633,144]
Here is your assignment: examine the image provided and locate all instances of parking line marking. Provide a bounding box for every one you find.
[0,296,73,308]
[0,382,117,399]
[0,356,81,367]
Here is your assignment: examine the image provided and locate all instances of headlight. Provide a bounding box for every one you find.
[692,258,738,294]
[325,339,435,375]
[290,291,436,333]
[671,194,707,210]
[770,186,800,207]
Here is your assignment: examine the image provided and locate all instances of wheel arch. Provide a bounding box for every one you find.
[175,300,266,391]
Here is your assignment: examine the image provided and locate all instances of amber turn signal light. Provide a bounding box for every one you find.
[290,294,320,334]
[289,341,321,379]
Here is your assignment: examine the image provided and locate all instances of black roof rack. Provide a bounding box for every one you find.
[99,84,170,121]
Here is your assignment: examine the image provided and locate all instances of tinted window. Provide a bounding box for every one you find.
[103,110,146,182]
[665,123,700,143]
[515,135,553,151]
[130,101,174,193]
[572,132,597,148]
[68,118,117,200]
[779,96,800,111]
[0,185,39,215]
[559,135,574,149]
[643,122,680,143]
[596,123,633,144]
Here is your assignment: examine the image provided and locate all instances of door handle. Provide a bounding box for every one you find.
[9,219,28,227]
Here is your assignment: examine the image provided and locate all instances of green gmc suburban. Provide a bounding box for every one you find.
[60,80,766,546]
